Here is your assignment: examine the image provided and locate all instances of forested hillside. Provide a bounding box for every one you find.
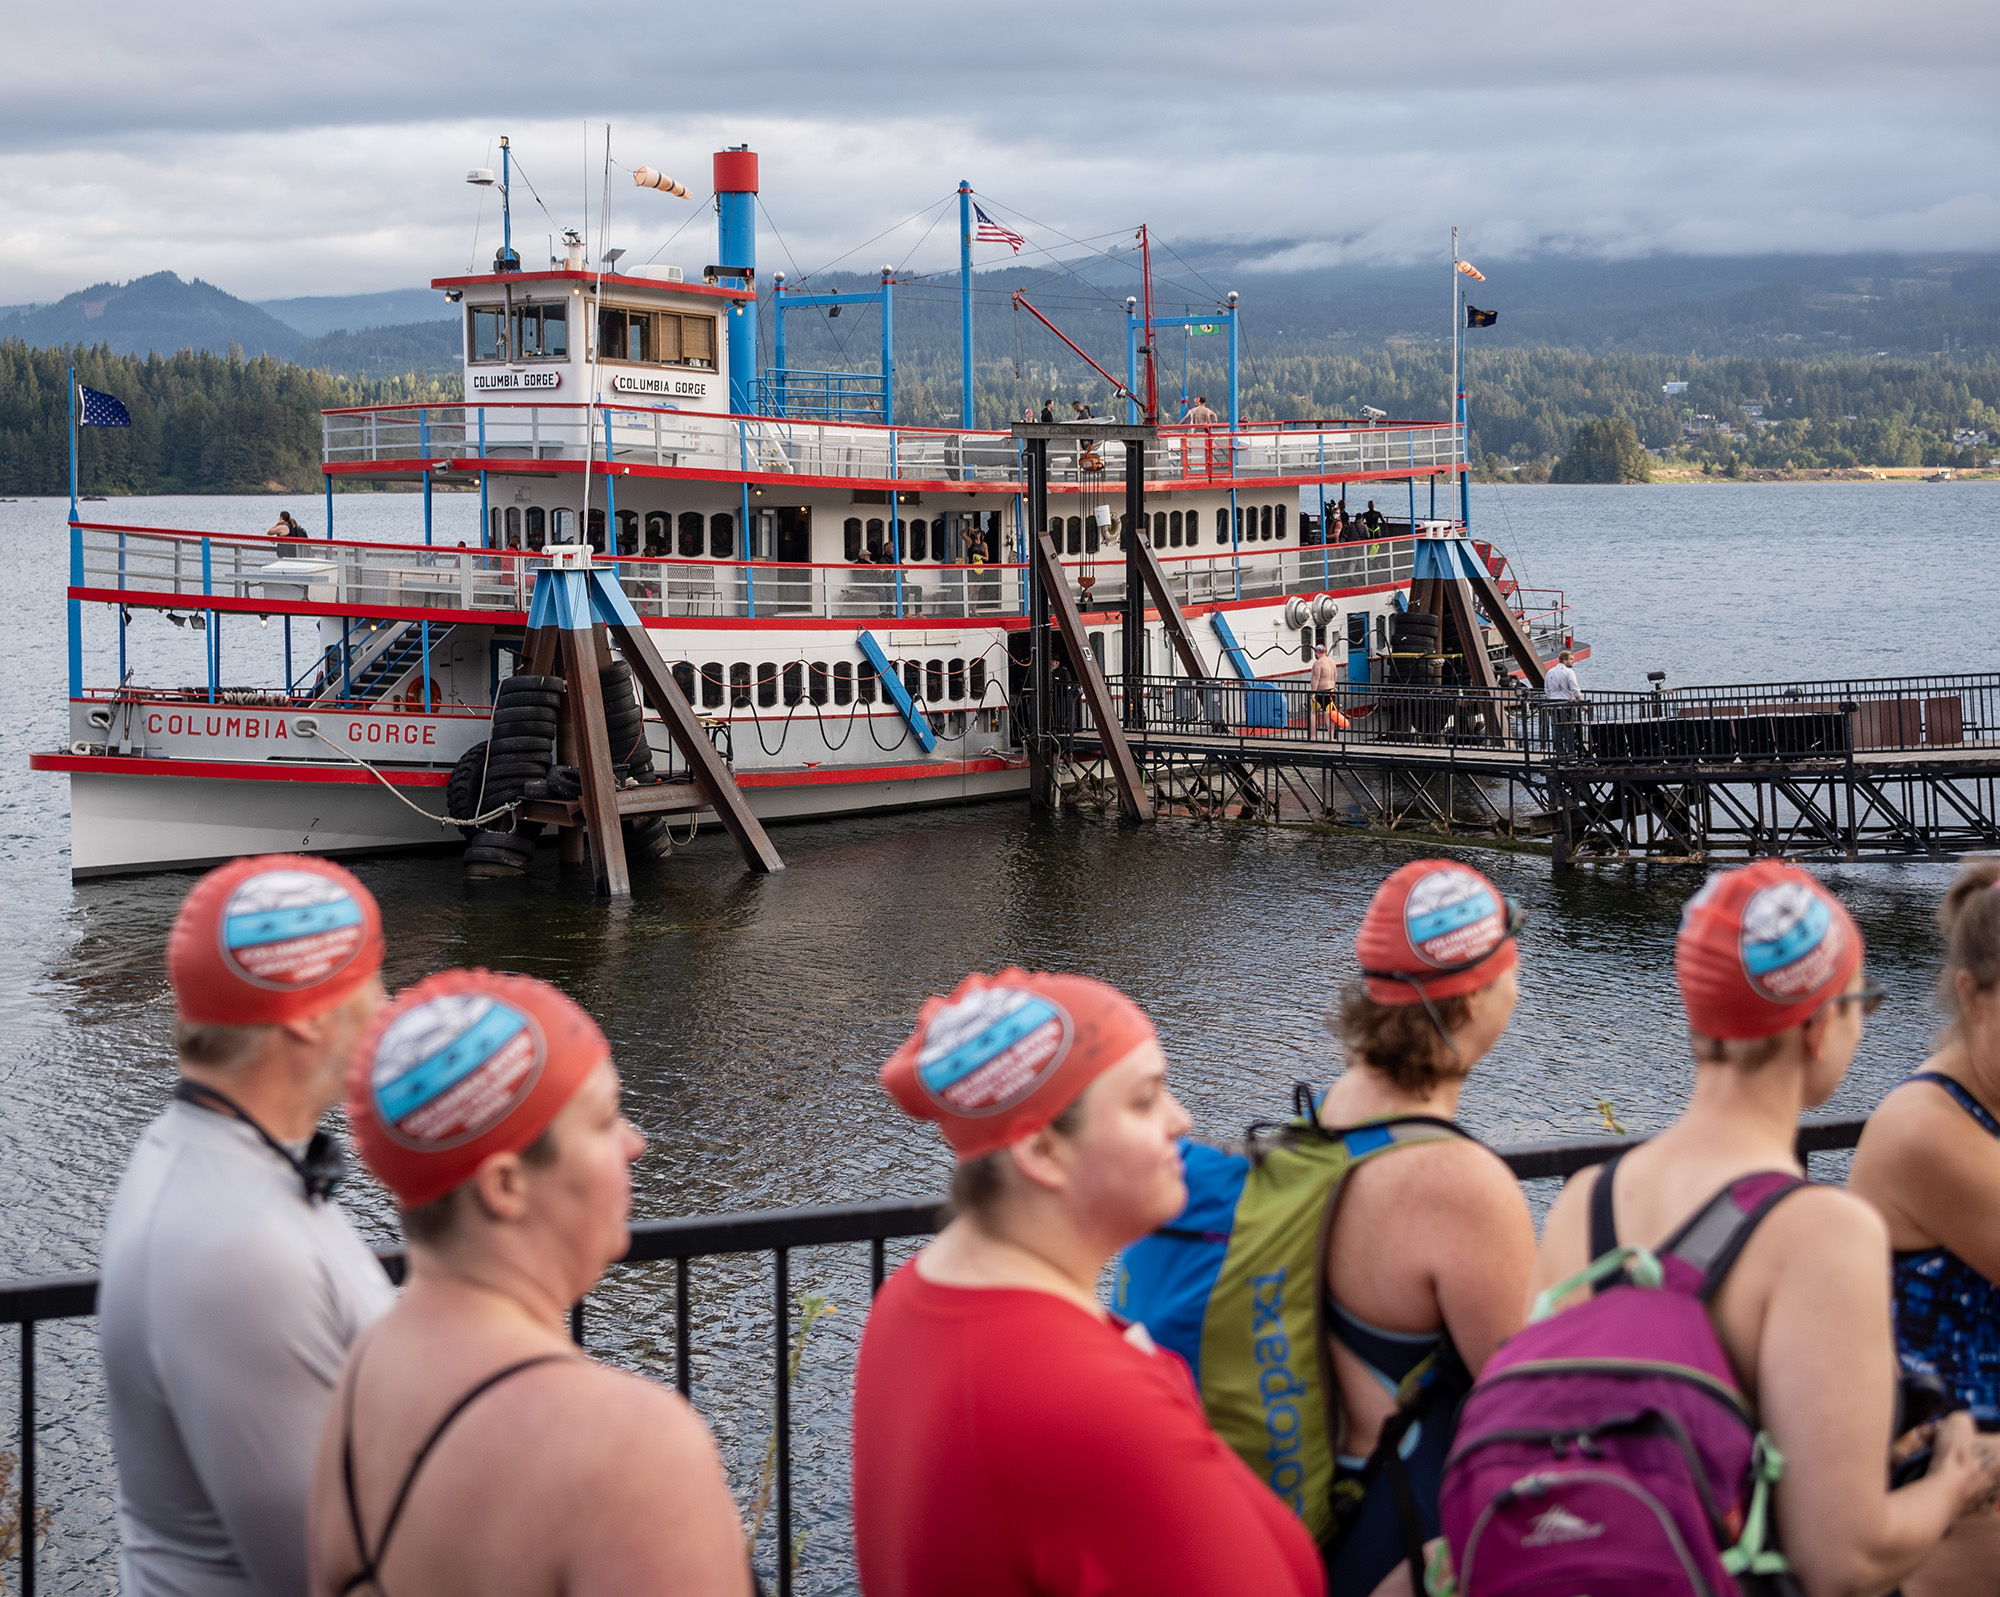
[0,342,455,495]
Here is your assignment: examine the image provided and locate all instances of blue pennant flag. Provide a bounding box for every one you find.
[79,385,132,427]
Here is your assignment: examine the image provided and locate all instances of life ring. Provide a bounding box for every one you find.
[400,677,442,710]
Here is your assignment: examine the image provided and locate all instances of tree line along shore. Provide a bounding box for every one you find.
[2,337,1995,496]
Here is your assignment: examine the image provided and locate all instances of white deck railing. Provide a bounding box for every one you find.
[320,403,1464,489]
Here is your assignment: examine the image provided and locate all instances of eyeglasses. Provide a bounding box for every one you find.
[1831,984,1886,1018]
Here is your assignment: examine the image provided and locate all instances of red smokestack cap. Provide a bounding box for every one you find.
[713,149,759,194]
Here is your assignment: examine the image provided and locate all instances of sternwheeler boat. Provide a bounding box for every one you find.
[33,143,1578,877]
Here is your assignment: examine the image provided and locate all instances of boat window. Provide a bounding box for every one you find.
[1088,631,1105,669]
[969,658,987,700]
[1302,628,1313,663]
[489,508,502,546]
[866,518,885,558]
[1066,516,1082,555]
[710,513,735,559]
[1216,507,1229,545]
[468,305,507,363]
[809,662,830,705]
[948,658,966,701]
[783,663,804,706]
[729,662,751,707]
[586,509,606,553]
[910,519,928,562]
[504,506,521,547]
[844,518,863,561]
[524,507,545,546]
[700,663,724,709]
[1374,614,1387,653]
[617,510,638,555]
[1084,516,1099,555]
[904,661,922,703]
[671,661,696,701]
[678,511,704,558]
[1171,509,1184,547]
[757,662,777,707]
[925,659,944,702]
[672,313,717,368]
[644,511,669,555]
[597,306,653,363]
[1275,505,1287,540]
[833,661,853,705]
[858,657,878,703]
[512,301,568,361]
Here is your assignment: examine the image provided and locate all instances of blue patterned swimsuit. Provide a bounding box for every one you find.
[1893,1073,2000,1424]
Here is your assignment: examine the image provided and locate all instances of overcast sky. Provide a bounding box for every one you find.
[5,0,1997,304]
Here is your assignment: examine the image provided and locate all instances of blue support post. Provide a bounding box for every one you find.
[421,620,432,713]
[1318,434,1329,588]
[1229,487,1241,601]
[477,407,489,546]
[881,269,895,427]
[741,476,755,618]
[283,617,292,692]
[1408,438,1417,532]
[67,366,82,699]
[1227,303,1239,431]
[857,629,937,753]
[340,617,351,701]
[889,432,904,619]
[772,278,788,417]
[325,471,333,539]
[67,364,79,521]
[958,182,975,429]
[1456,275,1472,531]
[201,537,216,704]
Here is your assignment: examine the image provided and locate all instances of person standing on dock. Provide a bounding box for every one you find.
[312,969,750,1597]
[99,856,393,1597]
[1543,649,1585,755]
[853,970,1325,1597]
[1521,862,2000,1597]
[1309,645,1349,740]
[1185,395,1218,424]
[268,510,309,539]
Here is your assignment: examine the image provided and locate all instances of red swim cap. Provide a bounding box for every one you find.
[1676,861,1863,1041]
[347,969,611,1210]
[1356,860,1521,1005]
[169,855,384,1026]
[880,969,1157,1161]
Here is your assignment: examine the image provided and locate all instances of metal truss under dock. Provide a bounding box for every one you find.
[1057,672,2000,865]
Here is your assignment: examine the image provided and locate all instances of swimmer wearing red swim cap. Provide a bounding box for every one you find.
[101,856,393,1597]
[312,970,751,1597]
[855,970,1323,1597]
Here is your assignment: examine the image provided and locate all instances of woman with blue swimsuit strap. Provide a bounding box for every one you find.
[1315,861,1538,1596]
[1854,860,2000,1597]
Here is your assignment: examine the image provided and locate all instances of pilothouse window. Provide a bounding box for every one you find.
[593,304,719,369]
[512,302,568,361]
[469,305,508,363]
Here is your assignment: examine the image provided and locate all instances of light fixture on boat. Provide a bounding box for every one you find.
[1227,290,1238,306]
[166,612,185,627]
[1361,406,1388,421]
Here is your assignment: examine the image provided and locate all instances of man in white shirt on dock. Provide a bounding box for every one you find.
[1543,649,1585,753]
[99,856,393,1597]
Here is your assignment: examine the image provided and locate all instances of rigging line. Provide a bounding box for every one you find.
[1149,234,1228,302]
[792,193,958,286]
[640,192,715,267]
[468,139,492,272]
[502,151,564,230]
[893,197,956,277]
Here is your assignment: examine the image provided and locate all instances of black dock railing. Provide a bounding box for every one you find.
[2,1118,1867,1597]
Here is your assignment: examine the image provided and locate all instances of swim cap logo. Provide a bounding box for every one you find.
[370,993,546,1150]
[915,987,1072,1117]
[1739,880,1846,1004]
[218,869,367,990]
[1403,868,1505,968]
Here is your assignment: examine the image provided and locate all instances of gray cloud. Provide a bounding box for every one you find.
[3,0,1996,302]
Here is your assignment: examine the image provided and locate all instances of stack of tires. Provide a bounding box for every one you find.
[602,660,673,861]
[447,674,563,878]
[1388,610,1444,687]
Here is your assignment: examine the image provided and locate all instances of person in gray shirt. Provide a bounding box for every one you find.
[99,855,392,1597]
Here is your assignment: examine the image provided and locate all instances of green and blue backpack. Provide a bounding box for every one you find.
[1114,1086,1471,1550]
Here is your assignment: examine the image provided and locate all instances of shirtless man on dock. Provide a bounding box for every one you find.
[1310,643,1348,739]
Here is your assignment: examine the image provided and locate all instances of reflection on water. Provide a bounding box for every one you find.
[0,483,1993,1590]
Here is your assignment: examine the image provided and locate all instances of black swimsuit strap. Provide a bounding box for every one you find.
[1911,1071,2000,1138]
[338,1351,573,1595]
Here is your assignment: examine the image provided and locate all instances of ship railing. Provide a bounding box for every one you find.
[0,1120,1864,1597]
[319,403,1465,489]
[1077,672,2000,763]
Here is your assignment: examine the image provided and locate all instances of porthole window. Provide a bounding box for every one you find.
[1084,516,1099,555]
[617,510,638,555]
[700,662,724,709]
[670,661,696,702]
[904,661,922,702]
[644,511,669,555]
[678,511,705,558]
[586,509,606,553]
[525,507,545,548]
[1170,509,1184,547]
[925,659,945,702]
[858,658,878,704]
[757,662,777,707]
[910,519,929,562]
[867,518,886,559]
[844,518,863,561]
[969,658,987,700]
[1216,507,1229,545]
[808,662,830,705]
[504,506,521,547]
[948,658,966,701]
[1066,516,1082,555]
[729,662,751,707]
[833,661,853,705]
[710,513,735,560]
[782,662,803,706]
[1276,505,1288,540]
[1261,505,1273,541]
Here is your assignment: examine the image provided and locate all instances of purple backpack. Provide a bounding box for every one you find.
[1434,1154,1803,1597]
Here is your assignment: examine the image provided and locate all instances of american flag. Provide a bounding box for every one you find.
[78,385,132,427]
[974,203,1025,255]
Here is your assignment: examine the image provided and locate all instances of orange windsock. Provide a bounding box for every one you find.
[633,167,688,199]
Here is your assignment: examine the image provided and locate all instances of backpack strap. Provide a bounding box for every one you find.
[1659,1171,1806,1303]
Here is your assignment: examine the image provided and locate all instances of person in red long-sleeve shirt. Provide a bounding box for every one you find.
[852,969,1325,1597]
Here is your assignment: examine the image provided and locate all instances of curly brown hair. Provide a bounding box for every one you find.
[1939,859,2000,1035]
[1336,979,1472,1095]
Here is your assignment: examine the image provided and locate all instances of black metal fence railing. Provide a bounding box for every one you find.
[2,1118,1868,1597]
[1078,672,2000,767]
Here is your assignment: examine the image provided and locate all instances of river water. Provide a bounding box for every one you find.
[0,482,1994,1590]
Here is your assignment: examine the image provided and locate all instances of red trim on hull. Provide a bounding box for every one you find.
[31,752,449,785]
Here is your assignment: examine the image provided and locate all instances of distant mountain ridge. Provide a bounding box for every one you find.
[0,272,305,360]
[255,288,457,337]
